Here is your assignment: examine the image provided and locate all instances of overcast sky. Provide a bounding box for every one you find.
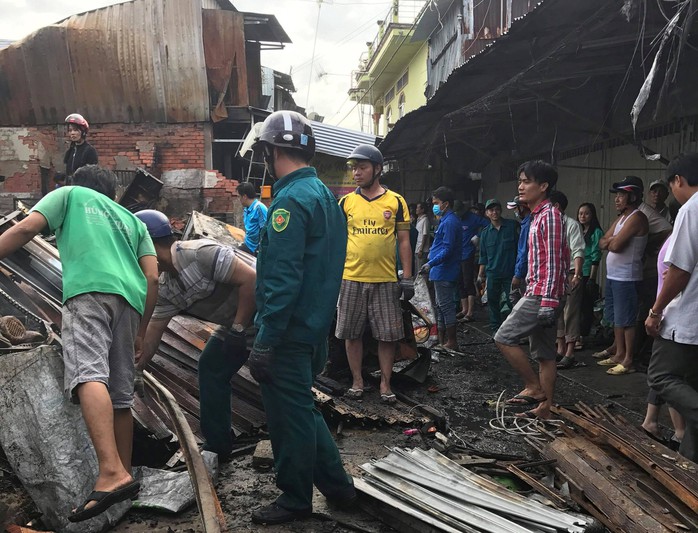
[0,0,422,130]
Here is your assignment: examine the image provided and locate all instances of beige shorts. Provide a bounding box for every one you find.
[335,280,404,342]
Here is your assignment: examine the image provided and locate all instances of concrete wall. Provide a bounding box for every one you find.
[383,42,428,135]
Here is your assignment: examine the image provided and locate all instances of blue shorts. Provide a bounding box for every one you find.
[604,279,640,328]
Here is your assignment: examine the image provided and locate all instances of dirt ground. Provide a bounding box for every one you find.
[2,309,658,532]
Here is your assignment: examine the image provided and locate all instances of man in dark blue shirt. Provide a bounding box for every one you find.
[458,205,489,322]
[420,187,463,351]
[508,196,531,296]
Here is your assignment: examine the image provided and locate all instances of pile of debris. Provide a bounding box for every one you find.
[356,447,594,532]
[540,404,698,533]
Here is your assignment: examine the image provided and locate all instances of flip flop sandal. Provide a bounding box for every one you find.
[597,358,618,366]
[505,394,547,406]
[592,349,611,359]
[557,356,576,369]
[606,364,636,375]
[69,480,140,523]
[380,393,397,405]
[344,388,364,399]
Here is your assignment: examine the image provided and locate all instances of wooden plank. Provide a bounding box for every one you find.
[132,396,173,441]
[545,438,672,533]
[553,406,698,512]
[571,438,688,532]
[506,464,567,509]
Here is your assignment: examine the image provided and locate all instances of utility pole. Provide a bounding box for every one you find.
[306,0,323,109]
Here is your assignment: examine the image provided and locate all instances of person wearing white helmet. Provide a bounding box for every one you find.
[248,111,356,525]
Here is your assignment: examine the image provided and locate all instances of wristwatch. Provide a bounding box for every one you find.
[648,308,662,319]
[231,323,245,333]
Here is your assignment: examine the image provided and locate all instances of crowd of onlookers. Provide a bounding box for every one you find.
[407,155,698,463]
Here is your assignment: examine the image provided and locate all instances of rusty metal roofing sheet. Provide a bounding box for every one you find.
[0,0,210,125]
[241,13,292,44]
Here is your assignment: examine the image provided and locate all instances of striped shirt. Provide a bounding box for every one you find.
[524,199,569,308]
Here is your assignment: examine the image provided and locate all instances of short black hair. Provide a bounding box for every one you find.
[71,165,117,199]
[278,146,313,165]
[549,190,568,211]
[666,153,698,187]
[237,182,258,199]
[432,186,455,206]
[517,160,558,195]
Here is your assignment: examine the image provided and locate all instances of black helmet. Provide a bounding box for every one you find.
[253,111,315,159]
[347,144,383,166]
[610,175,644,194]
[135,209,172,238]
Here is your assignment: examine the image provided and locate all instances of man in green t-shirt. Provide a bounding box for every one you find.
[0,165,159,523]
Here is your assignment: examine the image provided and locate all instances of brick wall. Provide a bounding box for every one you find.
[89,123,206,174]
[0,122,240,217]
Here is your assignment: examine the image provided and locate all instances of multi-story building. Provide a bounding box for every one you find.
[348,0,427,136]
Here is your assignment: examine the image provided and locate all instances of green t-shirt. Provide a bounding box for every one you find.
[32,186,156,314]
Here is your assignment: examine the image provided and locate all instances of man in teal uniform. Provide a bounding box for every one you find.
[0,165,159,522]
[477,198,520,332]
[248,111,356,525]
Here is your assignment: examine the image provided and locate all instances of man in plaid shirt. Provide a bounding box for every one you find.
[495,160,569,420]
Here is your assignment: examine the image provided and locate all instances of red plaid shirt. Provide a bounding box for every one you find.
[524,199,569,308]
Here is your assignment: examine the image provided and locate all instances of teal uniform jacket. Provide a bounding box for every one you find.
[255,166,348,347]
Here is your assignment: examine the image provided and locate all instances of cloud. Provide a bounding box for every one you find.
[0,0,397,130]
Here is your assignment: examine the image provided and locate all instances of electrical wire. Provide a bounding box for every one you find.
[487,390,563,442]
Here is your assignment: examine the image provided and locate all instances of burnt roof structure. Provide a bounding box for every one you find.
[379,0,698,172]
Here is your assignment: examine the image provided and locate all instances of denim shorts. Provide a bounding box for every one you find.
[604,279,640,328]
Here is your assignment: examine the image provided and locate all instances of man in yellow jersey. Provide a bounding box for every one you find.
[336,144,413,404]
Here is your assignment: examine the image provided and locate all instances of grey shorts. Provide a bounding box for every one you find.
[494,296,559,361]
[335,280,404,342]
[62,293,140,409]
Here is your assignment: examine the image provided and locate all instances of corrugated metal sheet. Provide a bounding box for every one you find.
[0,0,210,125]
[420,0,537,99]
[310,120,380,158]
[202,9,249,107]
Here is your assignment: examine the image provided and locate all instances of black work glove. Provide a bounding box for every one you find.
[509,287,522,308]
[419,263,431,276]
[400,277,415,300]
[537,306,557,328]
[248,343,274,384]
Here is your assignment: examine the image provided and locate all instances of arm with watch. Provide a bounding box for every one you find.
[644,264,692,337]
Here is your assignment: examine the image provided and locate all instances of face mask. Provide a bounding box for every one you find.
[432,204,442,217]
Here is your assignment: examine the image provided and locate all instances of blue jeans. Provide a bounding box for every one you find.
[433,280,458,328]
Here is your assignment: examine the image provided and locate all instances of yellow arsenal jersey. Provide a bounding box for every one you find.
[338,187,410,282]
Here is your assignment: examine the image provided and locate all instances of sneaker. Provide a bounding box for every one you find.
[251,503,312,525]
